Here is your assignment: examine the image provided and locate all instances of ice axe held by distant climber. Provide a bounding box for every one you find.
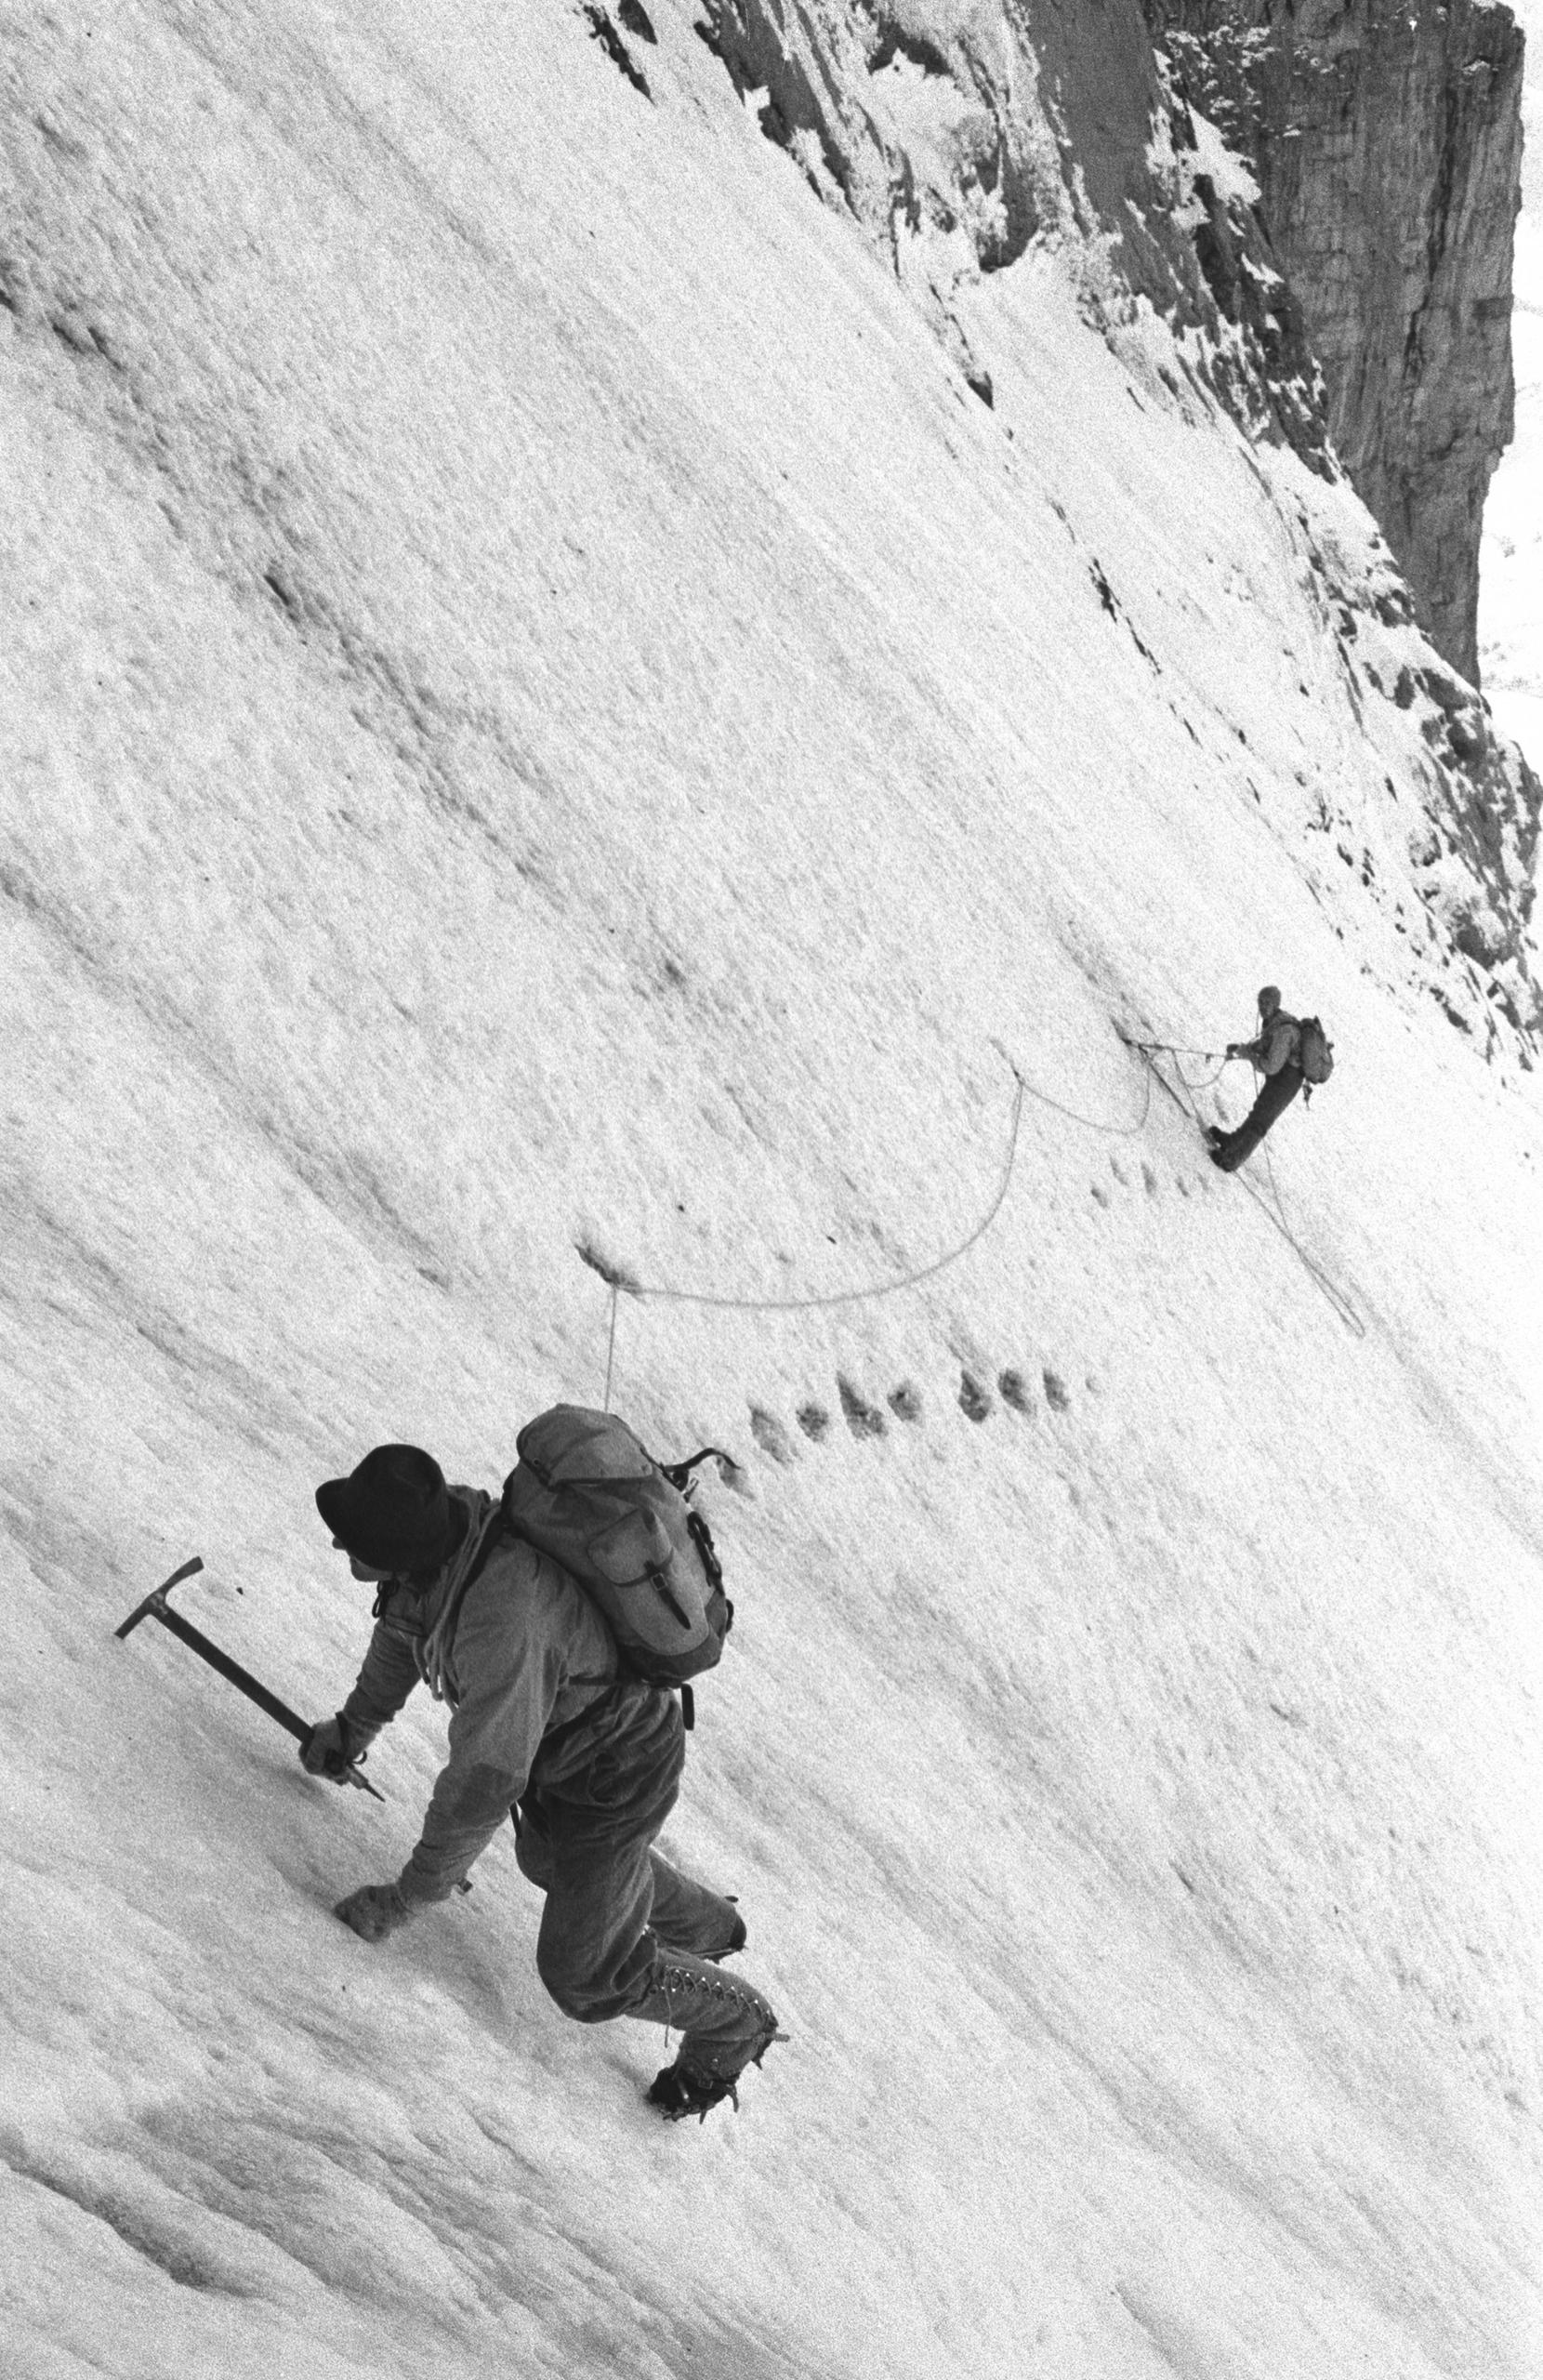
[114,1556,385,1800]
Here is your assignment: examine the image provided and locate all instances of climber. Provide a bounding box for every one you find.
[1206,985,1330,1172]
[303,1442,782,2122]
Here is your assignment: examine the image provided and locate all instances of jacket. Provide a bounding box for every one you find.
[1234,1010,1300,1076]
[340,1487,620,1897]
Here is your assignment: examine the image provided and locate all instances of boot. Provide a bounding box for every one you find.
[633,1947,785,2117]
[646,2066,741,2122]
[647,2019,785,2123]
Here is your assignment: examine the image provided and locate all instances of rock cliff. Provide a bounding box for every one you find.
[691,0,1329,452]
[691,2,1528,685]
[1145,0,1526,689]
[660,0,1538,1042]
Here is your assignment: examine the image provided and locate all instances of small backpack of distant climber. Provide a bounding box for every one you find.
[501,1406,732,1692]
[1297,1016,1334,1086]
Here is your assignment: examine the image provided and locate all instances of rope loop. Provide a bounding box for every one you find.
[613,1064,1028,1318]
[588,1025,1365,1400]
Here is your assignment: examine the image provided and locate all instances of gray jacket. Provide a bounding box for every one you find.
[1234,1009,1300,1076]
[341,1488,619,1898]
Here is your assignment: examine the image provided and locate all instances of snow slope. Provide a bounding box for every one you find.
[2,5,1541,2375]
[1481,0,1543,763]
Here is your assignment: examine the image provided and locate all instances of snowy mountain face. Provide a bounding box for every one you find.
[2,7,1541,2378]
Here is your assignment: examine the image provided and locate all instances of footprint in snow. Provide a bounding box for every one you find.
[837,1376,887,1439]
[755,1361,1075,1459]
[748,1406,795,1464]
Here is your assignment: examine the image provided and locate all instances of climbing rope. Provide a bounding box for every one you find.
[592,1023,1365,1405]
[1009,1055,1154,1138]
[603,1278,623,1413]
[1253,1138,1366,1340]
[1143,1039,1365,1339]
[1122,1038,1231,1098]
[1167,1051,1230,1095]
[597,1064,1029,1408]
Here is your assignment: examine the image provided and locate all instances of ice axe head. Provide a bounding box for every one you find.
[114,1556,204,1638]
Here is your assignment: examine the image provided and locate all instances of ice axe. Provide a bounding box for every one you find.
[115,1556,385,1801]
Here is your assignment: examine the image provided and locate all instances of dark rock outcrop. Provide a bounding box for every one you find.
[1145,1,1525,687]
[693,0,1329,458]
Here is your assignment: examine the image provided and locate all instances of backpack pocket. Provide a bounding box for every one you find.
[588,1507,702,1646]
[587,1504,674,1592]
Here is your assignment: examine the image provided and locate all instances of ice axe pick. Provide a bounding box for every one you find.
[115,1556,384,1800]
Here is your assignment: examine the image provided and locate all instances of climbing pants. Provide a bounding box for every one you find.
[1210,1063,1305,1171]
[515,1683,779,2080]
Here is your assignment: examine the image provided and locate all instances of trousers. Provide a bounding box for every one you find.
[1210,1063,1305,1171]
[514,1682,780,2080]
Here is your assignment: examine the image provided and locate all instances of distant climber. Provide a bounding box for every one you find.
[304,1442,782,2122]
[1206,986,1331,1172]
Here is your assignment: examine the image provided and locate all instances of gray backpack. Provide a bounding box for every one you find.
[501,1407,732,1700]
[1298,1016,1334,1085]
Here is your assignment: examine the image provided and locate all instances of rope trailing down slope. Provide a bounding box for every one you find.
[587,1023,1365,1407]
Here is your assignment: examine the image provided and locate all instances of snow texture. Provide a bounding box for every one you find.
[2,6,1541,2377]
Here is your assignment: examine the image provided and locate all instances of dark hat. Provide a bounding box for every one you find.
[315,1445,453,1574]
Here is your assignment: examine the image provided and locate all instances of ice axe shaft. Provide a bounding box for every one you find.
[115,1557,384,1801]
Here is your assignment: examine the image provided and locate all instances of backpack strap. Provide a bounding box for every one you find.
[659,1447,732,1600]
[686,1509,725,1594]
[656,1449,734,1686]
[417,1506,508,1703]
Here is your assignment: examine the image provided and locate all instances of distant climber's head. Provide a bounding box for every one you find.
[316,1445,454,1580]
[1257,985,1282,1017]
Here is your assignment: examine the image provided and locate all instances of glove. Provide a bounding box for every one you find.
[333,1882,415,1941]
[300,1713,362,1780]
[1225,1043,1242,1060]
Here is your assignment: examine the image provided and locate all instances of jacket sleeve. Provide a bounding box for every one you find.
[397,1567,569,1901]
[339,1619,423,1743]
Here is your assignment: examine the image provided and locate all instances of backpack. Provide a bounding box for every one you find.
[501,1407,732,1704]
[1298,1016,1334,1086]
